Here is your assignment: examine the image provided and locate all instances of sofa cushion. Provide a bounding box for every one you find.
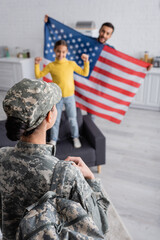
[56,136,96,167]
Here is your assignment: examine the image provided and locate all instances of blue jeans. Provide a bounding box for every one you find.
[50,95,79,142]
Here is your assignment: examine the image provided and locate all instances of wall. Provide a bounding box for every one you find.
[0,0,160,59]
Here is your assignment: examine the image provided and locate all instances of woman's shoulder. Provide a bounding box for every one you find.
[54,160,84,183]
[0,147,14,158]
[0,147,15,168]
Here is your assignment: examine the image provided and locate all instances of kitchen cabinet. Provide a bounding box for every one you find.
[131,68,160,111]
[0,57,35,90]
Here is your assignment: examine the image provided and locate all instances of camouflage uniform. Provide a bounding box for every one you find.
[0,78,109,239]
[0,142,109,239]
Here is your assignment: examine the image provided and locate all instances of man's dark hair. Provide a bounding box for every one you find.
[100,22,115,33]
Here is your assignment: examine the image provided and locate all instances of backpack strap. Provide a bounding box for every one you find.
[26,191,56,212]
[50,160,73,198]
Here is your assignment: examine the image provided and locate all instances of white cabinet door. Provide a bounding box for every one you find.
[0,62,22,90]
[131,69,160,111]
[0,58,35,91]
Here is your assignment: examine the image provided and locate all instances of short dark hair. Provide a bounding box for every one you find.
[54,40,68,50]
[100,22,115,33]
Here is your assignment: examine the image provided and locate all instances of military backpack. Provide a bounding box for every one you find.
[16,161,105,240]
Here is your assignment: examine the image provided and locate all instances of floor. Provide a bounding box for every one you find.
[93,107,160,240]
[0,90,160,240]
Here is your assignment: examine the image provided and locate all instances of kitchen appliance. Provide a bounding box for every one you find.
[153,56,160,67]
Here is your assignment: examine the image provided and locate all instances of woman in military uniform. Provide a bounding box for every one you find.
[0,78,109,239]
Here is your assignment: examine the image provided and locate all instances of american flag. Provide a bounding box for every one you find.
[43,17,150,124]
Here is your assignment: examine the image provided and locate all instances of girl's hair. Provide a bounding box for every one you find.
[5,116,36,141]
[54,40,68,49]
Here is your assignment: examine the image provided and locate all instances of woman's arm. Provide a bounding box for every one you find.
[65,156,109,235]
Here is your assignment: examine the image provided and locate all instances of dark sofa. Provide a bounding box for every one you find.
[0,108,106,173]
[47,108,106,172]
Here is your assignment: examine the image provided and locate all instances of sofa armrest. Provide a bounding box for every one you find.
[83,115,106,166]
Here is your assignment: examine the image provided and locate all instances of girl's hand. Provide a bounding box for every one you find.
[65,156,95,180]
[81,54,89,62]
[35,57,42,64]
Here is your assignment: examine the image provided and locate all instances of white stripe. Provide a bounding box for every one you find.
[75,95,124,121]
[43,58,51,65]
[74,74,134,102]
[91,71,141,93]
[42,59,52,80]
[75,85,129,112]
[95,61,144,83]
[101,50,147,73]
[44,73,52,80]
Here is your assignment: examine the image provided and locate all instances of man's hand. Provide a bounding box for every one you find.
[81,54,89,62]
[147,64,153,71]
[65,156,95,180]
[35,57,42,64]
[44,15,48,23]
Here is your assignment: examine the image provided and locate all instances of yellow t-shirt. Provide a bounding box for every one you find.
[35,58,89,97]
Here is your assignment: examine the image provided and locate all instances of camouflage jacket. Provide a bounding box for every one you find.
[0,141,109,240]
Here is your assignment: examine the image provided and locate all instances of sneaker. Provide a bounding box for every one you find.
[47,140,56,146]
[73,138,81,148]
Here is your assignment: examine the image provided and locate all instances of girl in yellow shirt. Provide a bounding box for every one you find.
[35,40,89,148]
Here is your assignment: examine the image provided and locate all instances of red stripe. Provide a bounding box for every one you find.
[75,91,126,115]
[98,56,146,78]
[43,77,52,83]
[76,102,121,124]
[93,66,141,87]
[103,45,150,68]
[89,75,136,97]
[75,80,130,106]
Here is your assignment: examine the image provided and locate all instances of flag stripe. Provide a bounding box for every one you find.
[103,45,149,68]
[101,50,147,73]
[43,76,52,82]
[75,85,129,111]
[75,75,134,102]
[95,61,144,84]
[91,71,141,92]
[89,75,136,97]
[93,65,142,87]
[98,56,146,78]
[75,90,126,115]
[76,95,124,120]
[76,102,121,124]
[74,79,130,106]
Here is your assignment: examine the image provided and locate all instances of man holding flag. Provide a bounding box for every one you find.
[43,15,152,124]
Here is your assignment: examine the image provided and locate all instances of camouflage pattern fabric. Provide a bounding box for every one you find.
[0,141,109,240]
[16,191,104,239]
[3,78,62,131]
